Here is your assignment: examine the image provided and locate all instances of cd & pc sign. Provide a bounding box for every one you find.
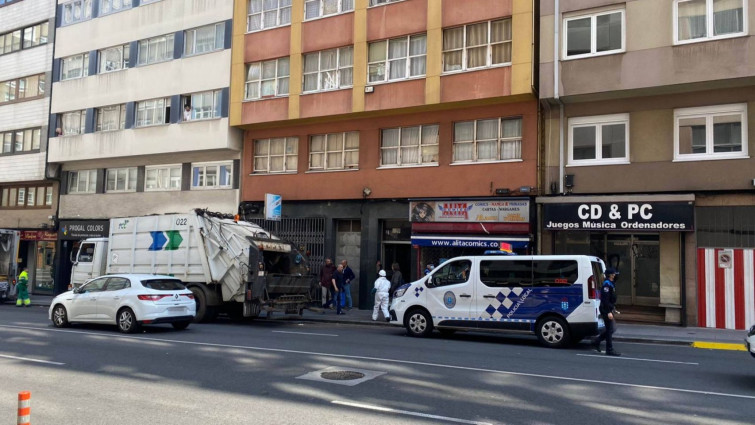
[543,201,694,231]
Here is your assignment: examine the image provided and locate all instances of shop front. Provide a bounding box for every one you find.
[410,198,533,276]
[19,230,58,295]
[53,219,110,295]
[538,195,695,324]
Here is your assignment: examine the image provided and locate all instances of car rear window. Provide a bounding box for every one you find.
[141,279,186,291]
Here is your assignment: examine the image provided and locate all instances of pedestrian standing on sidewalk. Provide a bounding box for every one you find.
[389,262,403,302]
[593,268,621,356]
[372,269,391,322]
[340,260,355,310]
[16,267,30,307]
[319,258,336,309]
[331,264,344,315]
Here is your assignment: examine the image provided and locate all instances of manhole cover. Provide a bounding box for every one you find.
[321,371,365,381]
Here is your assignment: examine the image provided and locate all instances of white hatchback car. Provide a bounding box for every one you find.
[49,274,196,333]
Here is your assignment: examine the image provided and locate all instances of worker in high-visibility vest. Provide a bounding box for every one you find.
[16,267,30,307]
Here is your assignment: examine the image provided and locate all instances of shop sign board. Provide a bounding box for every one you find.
[20,231,57,241]
[58,220,110,240]
[410,200,529,223]
[410,236,530,249]
[543,201,694,231]
[265,193,282,221]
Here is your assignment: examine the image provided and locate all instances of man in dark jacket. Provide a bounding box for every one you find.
[340,260,355,310]
[389,262,403,302]
[319,258,336,309]
[593,268,621,356]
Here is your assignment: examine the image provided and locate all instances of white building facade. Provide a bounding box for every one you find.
[49,0,242,292]
[0,0,58,295]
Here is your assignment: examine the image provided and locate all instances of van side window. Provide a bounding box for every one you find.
[480,260,532,287]
[78,243,95,263]
[428,260,472,288]
[532,260,578,287]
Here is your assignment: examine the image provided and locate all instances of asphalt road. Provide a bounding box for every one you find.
[1,305,754,425]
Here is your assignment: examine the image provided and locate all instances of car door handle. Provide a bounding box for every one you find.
[113,296,120,300]
[459,294,471,298]
[483,295,497,298]
[91,298,97,301]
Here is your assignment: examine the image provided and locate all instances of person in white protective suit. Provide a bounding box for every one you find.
[372,269,392,322]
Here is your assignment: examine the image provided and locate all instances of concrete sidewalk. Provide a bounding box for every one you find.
[24,294,747,349]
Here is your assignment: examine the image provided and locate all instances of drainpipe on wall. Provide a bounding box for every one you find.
[554,0,565,194]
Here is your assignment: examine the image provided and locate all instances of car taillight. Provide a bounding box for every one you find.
[182,294,194,300]
[588,275,597,299]
[138,294,170,301]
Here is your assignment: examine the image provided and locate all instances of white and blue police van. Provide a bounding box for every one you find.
[389,254,606,348]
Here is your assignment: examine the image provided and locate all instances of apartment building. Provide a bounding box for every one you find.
[48,0,242,293]
[538,0,755,328]
[0,0,57,295]
[231,0,538,308]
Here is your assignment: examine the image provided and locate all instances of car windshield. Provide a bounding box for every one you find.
[141,279,186,291]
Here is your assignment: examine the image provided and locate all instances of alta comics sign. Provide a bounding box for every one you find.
[410,200,530,223]
[543,202,694,231]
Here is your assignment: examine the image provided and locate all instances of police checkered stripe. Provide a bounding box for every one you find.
[432,316,534,323]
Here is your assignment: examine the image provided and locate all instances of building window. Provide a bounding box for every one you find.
[368,34,426,83]
[0,21,48,55]
[0,74,45,104]
[1,128,41,155]
[248,0,292,32]
[60,110,87,136]
[674,0,747,44]
[191,162,233,189]
[0,185,53,208]
[137,33,174,66]
[99,44,129,73]
[62,0,93,26]
[182,90,221,121]
[106,167,137,193]
[60,53,89,81]
[443,19,512,72]
[245,57,290,100]
[145,165,181,191]
[304,0,353,20]
[96,104,127,132]
[369,0,404,6]
[564,10,624,59]
[0,0,24,7]
[453,117,522,163]
[99,0,132,15]
[309,132,359,171]
[303,47,353,92]
[568,114,629,165]
[136,98,170,127]
[254,137,298,174]
[674,103,748,161]
[380,125,439,167]
[184,22,225,56]
[67,170,97,194]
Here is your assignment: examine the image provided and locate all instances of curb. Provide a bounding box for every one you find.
[691,341,746,351]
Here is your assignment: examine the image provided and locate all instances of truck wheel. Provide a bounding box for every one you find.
[536,316,570,348]
[190,286,217,323]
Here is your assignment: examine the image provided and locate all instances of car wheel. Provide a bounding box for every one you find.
[52,305,70,328]
[405,308,433,338]
[117,308,140,334]
[172,321,191,330]
[536,316,571,348]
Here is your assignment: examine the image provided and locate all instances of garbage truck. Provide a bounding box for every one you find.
[0,229,20,303]
[69,209,316,322]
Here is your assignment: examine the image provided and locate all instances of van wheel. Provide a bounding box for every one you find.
[405,309,433,338]
[536,316,570,348]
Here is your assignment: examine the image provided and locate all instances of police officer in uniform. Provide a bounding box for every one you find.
[593,268,621,356]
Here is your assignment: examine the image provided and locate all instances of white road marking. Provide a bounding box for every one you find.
[332,400,493,425]
[1,324,754,400]
[0,354,65,366]
[576,354,699,365]
[273,331,338,337]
